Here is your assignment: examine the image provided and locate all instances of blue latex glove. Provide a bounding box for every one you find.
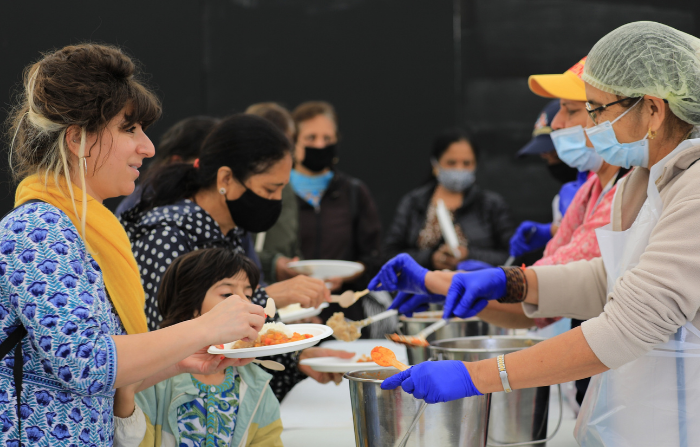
[389,292,442,317]
[456,259,493,272]
[368,254,429,295]
[381,360,482,404]
[443,268,506,319]
[509,221,552,257]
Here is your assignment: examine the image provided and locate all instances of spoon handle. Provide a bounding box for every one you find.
[390,358,410,371]
[416,319,449,339]
[355,309,398,328]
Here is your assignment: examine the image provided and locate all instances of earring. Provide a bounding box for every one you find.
[219,188,226,195]
[648,128,657,140]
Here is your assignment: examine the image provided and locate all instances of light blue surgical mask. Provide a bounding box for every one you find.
[290,169,334,208]
[584,98,649,169]
[432,159,476,192]
[550,125,604,173]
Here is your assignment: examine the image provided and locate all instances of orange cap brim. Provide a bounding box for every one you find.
[528,71,587,102]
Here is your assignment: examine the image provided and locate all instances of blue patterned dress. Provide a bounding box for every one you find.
[0,202,122,446]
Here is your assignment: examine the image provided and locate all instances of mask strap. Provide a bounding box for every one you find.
[611,97,643,125]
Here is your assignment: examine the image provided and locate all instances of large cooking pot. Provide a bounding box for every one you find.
[431,336,562,447]
[345,368,491,447]
[400,311,513,365]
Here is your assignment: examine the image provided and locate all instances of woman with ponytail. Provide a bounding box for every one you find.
[0,44,265,446]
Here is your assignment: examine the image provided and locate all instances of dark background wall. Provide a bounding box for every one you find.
[1,0,697,233]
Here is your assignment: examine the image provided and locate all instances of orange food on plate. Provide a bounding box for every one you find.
[232,329,313,349]
[356,354,373,363]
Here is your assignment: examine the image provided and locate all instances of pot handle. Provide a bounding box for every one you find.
[486,384,563,447]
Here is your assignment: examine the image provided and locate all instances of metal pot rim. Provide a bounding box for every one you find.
[429,335,547,353]
[344,368,398,384]
[399,313,480,323]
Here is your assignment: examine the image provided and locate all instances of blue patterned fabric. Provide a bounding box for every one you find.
[0,202,122,446]
[176,367,240,447]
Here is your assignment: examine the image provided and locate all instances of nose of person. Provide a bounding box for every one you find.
[551,108,567,131]
[137,132,156,159]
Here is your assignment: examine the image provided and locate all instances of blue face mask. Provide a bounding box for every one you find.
[550,125,604,173]
[585,98,649,169]
[290,169,334,207]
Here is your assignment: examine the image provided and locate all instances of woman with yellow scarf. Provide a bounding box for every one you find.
[0,44,265,447]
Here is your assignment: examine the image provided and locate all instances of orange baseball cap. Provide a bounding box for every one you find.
[528,57,587,101]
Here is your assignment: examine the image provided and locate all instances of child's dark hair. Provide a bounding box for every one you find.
[157,248,260,328]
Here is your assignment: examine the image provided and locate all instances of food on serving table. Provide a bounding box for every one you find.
[327,312,361,342]
[356,354,373,362]
[215,322,313,349]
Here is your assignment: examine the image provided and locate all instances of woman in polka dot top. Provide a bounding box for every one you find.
[120,114,354,400]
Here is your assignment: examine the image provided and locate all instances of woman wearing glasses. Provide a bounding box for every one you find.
[371,21,700,445]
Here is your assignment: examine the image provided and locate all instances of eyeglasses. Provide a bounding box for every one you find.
[585,97,632,124]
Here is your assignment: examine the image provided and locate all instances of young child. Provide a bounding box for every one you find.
[114,248,283,447]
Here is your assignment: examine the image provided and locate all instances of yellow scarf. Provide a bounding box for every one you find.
[15,174,148,335]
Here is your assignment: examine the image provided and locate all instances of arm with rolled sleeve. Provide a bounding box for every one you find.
[0,206,119,395]
[527,190,700,369]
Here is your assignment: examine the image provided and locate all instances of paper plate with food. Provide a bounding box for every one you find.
[277,302,329,323]
[298,353,388,373]
[286,260,364,279]
[209,322,333,358]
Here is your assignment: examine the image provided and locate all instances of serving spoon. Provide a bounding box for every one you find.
[371,346,409,371]
[330,289,370,308]
[385,319,449,347]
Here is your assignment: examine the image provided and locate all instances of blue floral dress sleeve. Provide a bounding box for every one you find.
[0,202,124,446]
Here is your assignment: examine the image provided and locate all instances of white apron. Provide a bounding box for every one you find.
[574,142,700,447]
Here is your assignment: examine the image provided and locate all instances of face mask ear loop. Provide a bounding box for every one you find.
[611,97,644,125]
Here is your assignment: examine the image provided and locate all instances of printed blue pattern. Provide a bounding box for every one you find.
[176,367,240,447]
[0,202,123,446]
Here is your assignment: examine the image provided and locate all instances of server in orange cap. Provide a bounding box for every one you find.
[502,57,628,405]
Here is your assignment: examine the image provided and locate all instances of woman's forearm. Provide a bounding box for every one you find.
[112,318,208,389]
[523,268,539,305]
[425,270,458,295]
[466,326,607,393]
[477,304,535,329]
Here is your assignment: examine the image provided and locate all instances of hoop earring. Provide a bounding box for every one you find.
[219,188,226,195]
[648,128,657,140]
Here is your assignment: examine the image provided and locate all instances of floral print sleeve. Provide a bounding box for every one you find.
[0,202,123,446]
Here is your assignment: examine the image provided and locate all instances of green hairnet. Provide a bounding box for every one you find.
[583,21,700,125]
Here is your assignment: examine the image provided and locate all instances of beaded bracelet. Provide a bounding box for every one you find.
[497,266,528,303]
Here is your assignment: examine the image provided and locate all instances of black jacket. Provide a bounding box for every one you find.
[296,171,382,329]
[384,181,515,267]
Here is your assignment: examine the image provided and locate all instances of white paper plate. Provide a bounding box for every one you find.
[287,260,364,280]
[299,355,390,373]
[208,324,333,359]
[278,302,329,323]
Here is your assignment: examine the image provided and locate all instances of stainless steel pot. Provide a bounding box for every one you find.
[400,311,513,365]
[430,336,562,447]
[345,368,491,447]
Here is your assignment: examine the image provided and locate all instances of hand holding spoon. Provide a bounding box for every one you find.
[371,346,409,371]
[264,298,276,319]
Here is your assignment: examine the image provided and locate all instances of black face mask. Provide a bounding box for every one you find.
[547,162,579,184]
[226,188,282,233]
[302,144,337,172]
